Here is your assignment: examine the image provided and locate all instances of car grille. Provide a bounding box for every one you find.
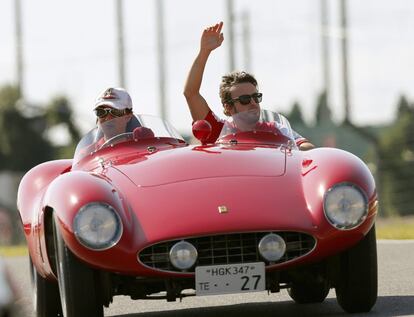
[138,231,315,272]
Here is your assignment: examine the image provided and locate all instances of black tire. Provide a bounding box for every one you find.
[29,257,62,317]
[53,216,103,317]
[335,225,378,313]
[288,280,330,304]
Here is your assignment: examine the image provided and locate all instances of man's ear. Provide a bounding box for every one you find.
[223,103,233,116]
[123,113,133,122]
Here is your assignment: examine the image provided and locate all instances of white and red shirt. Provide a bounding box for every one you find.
[202,110,309,146]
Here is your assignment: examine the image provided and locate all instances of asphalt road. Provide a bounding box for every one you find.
[5,240,414,317]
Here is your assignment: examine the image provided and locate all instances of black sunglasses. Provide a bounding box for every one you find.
[94,107,131,118]
[230,92,262,105]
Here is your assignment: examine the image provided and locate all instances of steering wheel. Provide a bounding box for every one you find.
[98,132,133,150]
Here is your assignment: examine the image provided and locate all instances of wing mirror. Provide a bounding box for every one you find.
[192,120,212,145]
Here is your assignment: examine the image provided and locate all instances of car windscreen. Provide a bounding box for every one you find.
[73,114,185,164]
[217,109,297,146]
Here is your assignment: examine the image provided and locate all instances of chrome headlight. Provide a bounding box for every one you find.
[258,233,286,262]
[323,183,368,230]
[73,202,123,250]
[169,241,198,270]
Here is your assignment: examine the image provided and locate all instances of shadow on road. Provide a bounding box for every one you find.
[110,295,414,317]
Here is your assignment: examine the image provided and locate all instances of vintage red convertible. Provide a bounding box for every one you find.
[17,109,378,316]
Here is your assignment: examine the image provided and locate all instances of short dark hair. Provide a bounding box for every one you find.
[219,71,258,106]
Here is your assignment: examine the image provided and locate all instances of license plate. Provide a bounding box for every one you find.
[195,262,265,296]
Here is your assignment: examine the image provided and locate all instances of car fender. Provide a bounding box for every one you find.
[17,159,72,275]
[17,159,72,230]
[299,147,377,238]
[42,170,135,269]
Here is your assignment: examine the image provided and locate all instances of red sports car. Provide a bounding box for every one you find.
[17,110,378,317]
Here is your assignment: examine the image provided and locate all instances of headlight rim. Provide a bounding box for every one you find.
[323,182,369,230]
[73,202,123,251]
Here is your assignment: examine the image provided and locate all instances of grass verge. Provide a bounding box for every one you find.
[0,245,28,257]
[376,216,414,239]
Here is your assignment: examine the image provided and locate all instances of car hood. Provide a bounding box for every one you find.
[101,147,317,244]
[110,145,287,187]
[108,170,316,245]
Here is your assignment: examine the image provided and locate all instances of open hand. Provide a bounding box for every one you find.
[200,21,224,53]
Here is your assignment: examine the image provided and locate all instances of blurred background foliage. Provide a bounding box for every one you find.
[0,84,81,170]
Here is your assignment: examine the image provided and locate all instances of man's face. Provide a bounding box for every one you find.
[227,82,261,115]
[225,83,261,129]
[96,106,132,140]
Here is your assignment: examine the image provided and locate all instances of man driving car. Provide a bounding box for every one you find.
[94,87,137,141]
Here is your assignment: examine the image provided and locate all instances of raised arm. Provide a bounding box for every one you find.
[183,22,224,121]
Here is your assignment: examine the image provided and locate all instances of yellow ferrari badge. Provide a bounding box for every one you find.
[218,206,228,214]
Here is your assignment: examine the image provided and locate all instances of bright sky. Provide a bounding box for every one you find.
[1,0,414,135]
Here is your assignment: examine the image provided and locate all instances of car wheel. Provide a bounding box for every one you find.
[53,215,103,317]
[335,224,378,313]
[29,257,62,317]
[288,280,330,304]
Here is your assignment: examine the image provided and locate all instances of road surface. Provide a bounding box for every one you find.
[5,240,414,317]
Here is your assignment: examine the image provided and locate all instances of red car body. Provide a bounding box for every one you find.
[17,111,378,316]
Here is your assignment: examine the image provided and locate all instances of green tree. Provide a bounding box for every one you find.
[0,85,53,171]
[315,91,332,124]
[396,95,411,118]
[45,96,81,158]
[378,95,414,216]
[287,101,305,125]
[0,85,81,170]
